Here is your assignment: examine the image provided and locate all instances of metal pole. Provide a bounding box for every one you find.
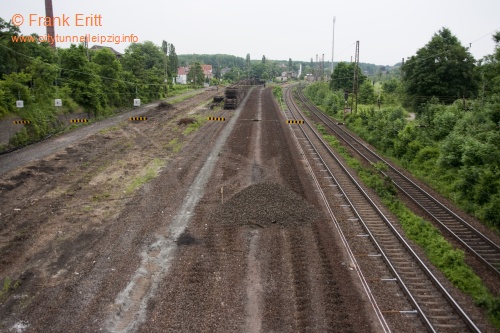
[331,16,336,75]
[352,41,359,113]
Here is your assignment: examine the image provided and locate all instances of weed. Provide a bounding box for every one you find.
[124,158,164,195]
[98,125,121,134]
[91,192,111,202]
[0,277,20,302]
[166,138,183,153]
[183,116,207,135]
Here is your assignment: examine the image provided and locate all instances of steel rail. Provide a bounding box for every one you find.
[295,87,500,276]
[284,86,481,333]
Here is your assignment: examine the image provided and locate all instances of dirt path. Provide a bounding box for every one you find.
[0,89,206,175]
[0,87,375,332]
[136,87,375,332]
[0,89,224,332]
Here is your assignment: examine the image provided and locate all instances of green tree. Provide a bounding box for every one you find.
[121,41,164,76]
[382,78,400,94]
[478,31,500,98]
[187,62,205,85]
[330,62,366,92]
[92,48,127,107]
[121,41,165,101]
[401,28,478,110]
[359,81,376,104]
[59,44,106,115]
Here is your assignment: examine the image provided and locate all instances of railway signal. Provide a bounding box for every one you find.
[130,117,147,121]
[287,120,304,124]
[70,119,88,123]
[13,120,31,124]
[207,117,225,121]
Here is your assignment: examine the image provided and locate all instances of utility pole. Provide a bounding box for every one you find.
[322,54,325,79]
[331,16,336,75]
[352,41,359,113]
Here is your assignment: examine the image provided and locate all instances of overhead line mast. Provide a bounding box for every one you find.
[331,16,336,74]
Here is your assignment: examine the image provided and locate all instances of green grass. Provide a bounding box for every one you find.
[319,128,500,329]
[91,192,111,202]
[182,116,207,135]
[0,277,20,303]
[272,86,285,111]
[98,124,121,134]
[124,158,164,195]
[165,138,183,153]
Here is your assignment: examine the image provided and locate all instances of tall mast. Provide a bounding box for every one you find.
[331,16,336,74]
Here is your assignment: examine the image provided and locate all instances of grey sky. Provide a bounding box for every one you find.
[2,0,499,66]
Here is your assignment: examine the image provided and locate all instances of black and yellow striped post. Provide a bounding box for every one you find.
[70,119,88,123]
[129,117,147,121]
[207,117,225,121]
[286,120,304,124]
[13,120,31,124]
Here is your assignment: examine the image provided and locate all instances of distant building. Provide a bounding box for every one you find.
[275,75,288,82]
[201,64,213,80]
[89,45,123,58]
[176,67,188,84]
[305,73,315,82]
[176,64,213,84]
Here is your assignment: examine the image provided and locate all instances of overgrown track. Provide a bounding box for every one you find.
[284,86,481,333]
[295,86,500,277]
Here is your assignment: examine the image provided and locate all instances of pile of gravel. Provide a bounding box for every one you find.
[209,182,322,227]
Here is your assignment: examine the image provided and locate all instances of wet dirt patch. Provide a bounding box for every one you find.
[176,232,198,246]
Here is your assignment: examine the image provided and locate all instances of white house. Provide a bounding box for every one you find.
[176,67,188,84]
[176,65,214,84]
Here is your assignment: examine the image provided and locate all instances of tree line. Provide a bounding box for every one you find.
[0,17,181,148]
[304,27,500,232]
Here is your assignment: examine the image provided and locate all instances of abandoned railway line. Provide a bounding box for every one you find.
[0,84,497,332]
[294,87,500,279]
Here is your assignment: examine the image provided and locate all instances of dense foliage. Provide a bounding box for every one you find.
[305,30,500,327]
[317,125,500,328]
[329,62,366,92]
[401,28,478,110]
[0,17,181,149]
[304,28,500,232]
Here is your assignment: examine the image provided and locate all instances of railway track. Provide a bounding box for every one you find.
[294,86,500,277]
[283,86,481,332]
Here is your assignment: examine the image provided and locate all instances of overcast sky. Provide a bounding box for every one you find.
[2,0,499,66]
